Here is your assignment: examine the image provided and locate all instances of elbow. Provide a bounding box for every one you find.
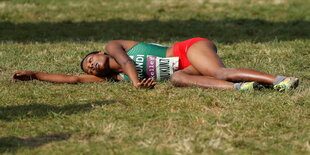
[105,40,119,52]
[67,76,80,84]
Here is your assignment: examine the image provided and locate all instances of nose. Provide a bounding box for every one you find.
[88,62,94,68]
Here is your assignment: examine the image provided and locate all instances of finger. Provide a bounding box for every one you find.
[144,79,153,88]
[149,82,157,89]
[11,74,20,81]
[15,71,22,74]
[140,78,146,85]
[11,72,20,79]
[151,81,157,88]
[11,73,16,79]
[149,83,155,89]
[136,79,146,87]
[147,79,155,87]
[143,78,151,88]
[144,78,152,86]
[14,71,24,76]
[143,78,151,86]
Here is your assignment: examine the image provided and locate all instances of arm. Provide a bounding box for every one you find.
[105,40,141,87]
[12,71,105,83]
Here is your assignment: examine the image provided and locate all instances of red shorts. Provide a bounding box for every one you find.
[173,37,209,70]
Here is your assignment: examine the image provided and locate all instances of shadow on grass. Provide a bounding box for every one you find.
[0,133,71,153]
[0,100,116,121]
[0,19,309,43]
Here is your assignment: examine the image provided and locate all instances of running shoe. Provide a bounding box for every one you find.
[239,82,262,91]
[274,77,299,91]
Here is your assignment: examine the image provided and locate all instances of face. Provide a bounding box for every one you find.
[82,52,111,76]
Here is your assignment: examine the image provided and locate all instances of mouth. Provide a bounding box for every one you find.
[95,62,103,71]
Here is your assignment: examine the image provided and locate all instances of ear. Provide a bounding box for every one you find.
[98,51,105,54]
[99,51,109,55]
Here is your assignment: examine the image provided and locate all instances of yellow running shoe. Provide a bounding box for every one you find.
[274,77,299,91]
[239,82,262,91]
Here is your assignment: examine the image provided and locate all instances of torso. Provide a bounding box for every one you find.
[166,47,174,57]
[119,41,176,81]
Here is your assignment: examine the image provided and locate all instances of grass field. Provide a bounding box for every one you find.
[0,0,310,154]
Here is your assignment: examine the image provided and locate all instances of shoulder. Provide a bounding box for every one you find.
[106,40,140,51]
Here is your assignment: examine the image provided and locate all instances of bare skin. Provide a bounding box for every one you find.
[12,40,157,88]
[170,40,276,89]
[12,39,278,90]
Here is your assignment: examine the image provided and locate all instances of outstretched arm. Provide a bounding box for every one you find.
[12,71,105,83]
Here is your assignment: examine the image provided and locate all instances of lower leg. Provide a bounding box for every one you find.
[216,68,276,84]
[170,71,234,90]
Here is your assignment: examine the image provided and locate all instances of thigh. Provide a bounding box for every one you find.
[179,65,201,75]
[187,40,225,77]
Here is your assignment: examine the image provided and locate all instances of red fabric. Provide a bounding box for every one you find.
[173,37,209,70]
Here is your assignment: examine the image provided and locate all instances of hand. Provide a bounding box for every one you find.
[135,78,157,89]
[12,71,37,81]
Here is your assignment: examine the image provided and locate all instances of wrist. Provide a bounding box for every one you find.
[32,72,39,80]
[133,82,139,88]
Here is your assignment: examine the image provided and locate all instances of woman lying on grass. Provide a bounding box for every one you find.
[12,37,299,91]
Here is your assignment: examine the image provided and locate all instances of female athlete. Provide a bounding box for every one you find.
[12,37,299,91]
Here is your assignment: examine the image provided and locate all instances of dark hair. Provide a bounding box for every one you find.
[80,51,100,73]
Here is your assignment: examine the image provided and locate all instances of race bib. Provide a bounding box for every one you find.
[146,56,179,81]
[120,56,179,81]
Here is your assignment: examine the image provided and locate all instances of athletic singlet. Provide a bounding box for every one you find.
[120,43,169,81]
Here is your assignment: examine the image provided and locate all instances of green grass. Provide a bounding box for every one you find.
[0,0,310,154]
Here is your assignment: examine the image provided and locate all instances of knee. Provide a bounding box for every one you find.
[170,71,184,87]
[204,40,217,52]
[212,68,229,80]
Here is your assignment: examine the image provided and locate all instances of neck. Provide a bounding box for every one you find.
[109,58,122,73]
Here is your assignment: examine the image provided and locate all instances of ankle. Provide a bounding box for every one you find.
[273,76,287,85]
[233,82,243,90]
